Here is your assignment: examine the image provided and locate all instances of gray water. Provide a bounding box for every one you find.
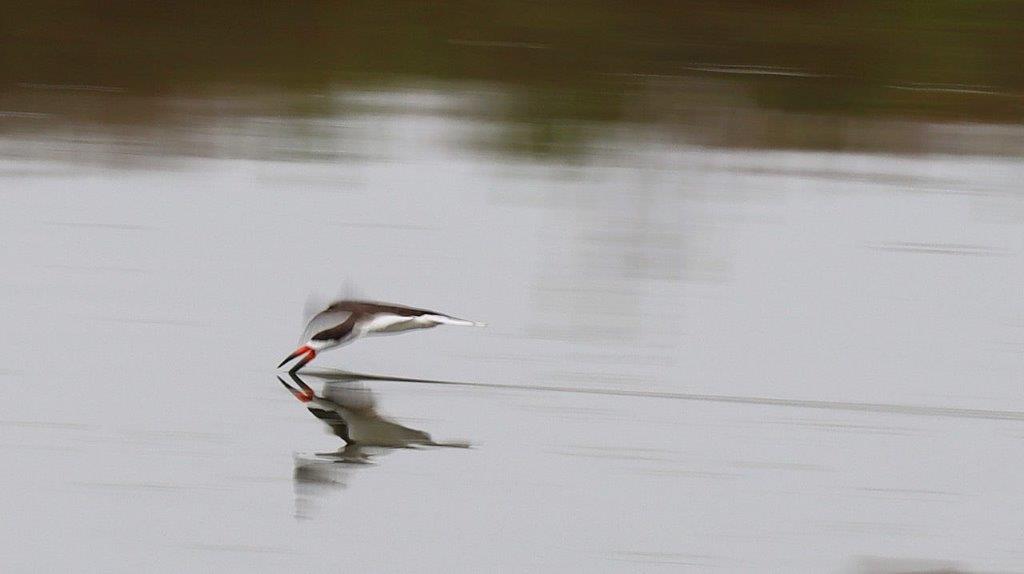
[3,89,1024,573]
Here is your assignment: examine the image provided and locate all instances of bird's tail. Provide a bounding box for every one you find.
[426,314,486,327]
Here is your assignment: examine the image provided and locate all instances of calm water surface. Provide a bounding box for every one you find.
[2,89,1024,572]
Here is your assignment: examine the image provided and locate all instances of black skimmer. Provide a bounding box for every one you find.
[278,372,466,448]
[277,299,485,373]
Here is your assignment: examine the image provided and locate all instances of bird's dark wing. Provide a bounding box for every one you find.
[310,313,357,342]
[327,299,442,318]
[300,306,354,343]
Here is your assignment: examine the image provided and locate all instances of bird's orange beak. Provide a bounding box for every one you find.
[277,345,316,372]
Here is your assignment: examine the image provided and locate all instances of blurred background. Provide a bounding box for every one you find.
[3,2,1024,572]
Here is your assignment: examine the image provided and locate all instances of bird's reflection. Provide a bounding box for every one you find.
[281,372,468,519]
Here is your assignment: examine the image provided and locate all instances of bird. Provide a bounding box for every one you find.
[277,299,485,373]
[277,372,466,448]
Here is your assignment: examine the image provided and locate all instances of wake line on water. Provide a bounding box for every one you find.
[302,369,1024,422]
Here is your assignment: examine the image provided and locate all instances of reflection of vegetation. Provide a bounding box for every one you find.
[3,1,1023,154]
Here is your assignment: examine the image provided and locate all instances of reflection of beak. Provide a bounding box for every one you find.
[277,345,316,372]
[278,376,314,402]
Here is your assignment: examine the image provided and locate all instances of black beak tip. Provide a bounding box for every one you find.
[288,353,315,374]
[277,351,301,369]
